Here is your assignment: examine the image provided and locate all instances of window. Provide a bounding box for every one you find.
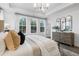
[40,19,46,32]
[31,19,37,33]
[0,9,4,20]
[19,16,26,34]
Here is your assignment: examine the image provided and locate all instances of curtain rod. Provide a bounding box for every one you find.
[15,13,47,19]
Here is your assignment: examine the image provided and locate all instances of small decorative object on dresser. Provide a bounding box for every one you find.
[52,32,74,46]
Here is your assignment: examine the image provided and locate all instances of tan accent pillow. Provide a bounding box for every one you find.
[10,30,20,49]
[4,30,20,50]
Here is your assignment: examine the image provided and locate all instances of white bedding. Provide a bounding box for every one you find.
[3,35,60,56]
[3,40,33,56]
[26,35,60,56]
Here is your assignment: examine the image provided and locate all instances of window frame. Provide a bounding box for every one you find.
[19,16,26,34]
[40,19,46,32]
[31,18,37,33]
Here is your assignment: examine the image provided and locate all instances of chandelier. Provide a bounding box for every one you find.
[34,3,50,13]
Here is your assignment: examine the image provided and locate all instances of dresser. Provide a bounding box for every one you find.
[52,32,74,46]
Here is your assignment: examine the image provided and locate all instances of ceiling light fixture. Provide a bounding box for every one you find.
[34,3,50,13]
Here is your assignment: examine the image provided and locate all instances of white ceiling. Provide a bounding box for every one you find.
[10,3,73,16]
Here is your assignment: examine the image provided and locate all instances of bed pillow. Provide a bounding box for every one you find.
[4,30,20,50]
[18,31,25,45]
[10,30,20,49]
[0,32,7,55]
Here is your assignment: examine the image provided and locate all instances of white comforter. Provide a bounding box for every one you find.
[3,35,60,56]
[26,35,60,56]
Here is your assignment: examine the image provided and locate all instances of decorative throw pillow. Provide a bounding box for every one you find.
[18,31,25,45]
[0,32,8,55]
[4,30,20,50]
[10,30,20,49]
[4,32,14,50]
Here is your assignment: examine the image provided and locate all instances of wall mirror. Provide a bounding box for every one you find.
[55,15,72,32]
[66,15,72,31]
[61,17,66,31]
[56,18,61,31]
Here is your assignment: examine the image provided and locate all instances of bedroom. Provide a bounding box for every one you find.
[0,3,79,56]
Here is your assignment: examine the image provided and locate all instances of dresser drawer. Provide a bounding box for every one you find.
[52,32,74,46]
[52,32,60,41]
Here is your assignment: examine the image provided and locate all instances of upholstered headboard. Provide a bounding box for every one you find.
[0,20,4,32]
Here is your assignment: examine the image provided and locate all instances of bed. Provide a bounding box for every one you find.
[3,35,60,56]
